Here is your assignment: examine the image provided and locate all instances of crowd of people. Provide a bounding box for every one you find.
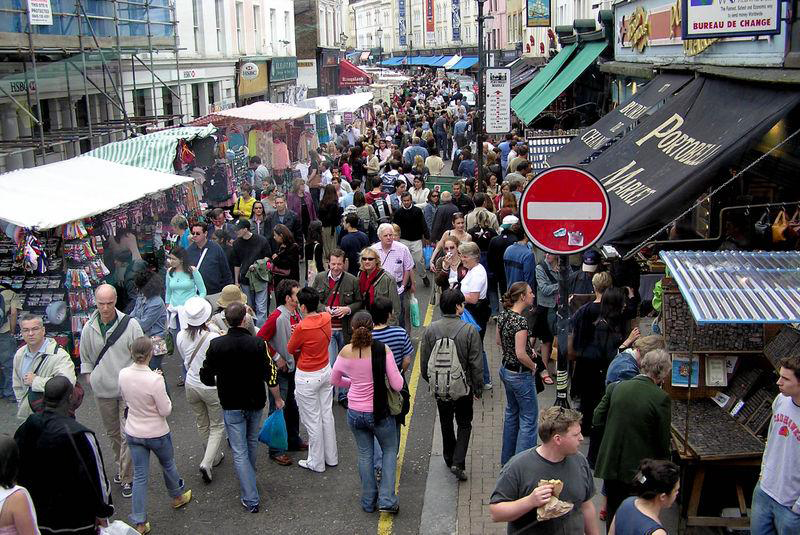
[0,71,798,535]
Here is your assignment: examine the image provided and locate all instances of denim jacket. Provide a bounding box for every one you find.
[130,295,167,337]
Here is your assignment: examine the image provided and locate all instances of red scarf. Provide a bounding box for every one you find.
[359,268,384,306]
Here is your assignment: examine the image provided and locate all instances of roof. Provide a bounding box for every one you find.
[448,57,479,70]
[431,55,455,67]
[189,102,317,126]
[85,125,217,174]
[511,44,577,116]
[380,56,406,66]
[660,250,800,324]
[0,157,193,230]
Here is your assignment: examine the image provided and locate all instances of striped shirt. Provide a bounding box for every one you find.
[372,326,414,370]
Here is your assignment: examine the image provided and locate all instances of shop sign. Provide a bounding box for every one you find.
[181,68,205,79]
[6,79,36,94]
[485,68,511,134]
[343,112,354,124]
[27,0,52,25]
[240,62,259,80]
[682,0,781,38]
[270,57,298,82]
[425,0,435,46]
[237,60,267,99]
[526,0,551,27]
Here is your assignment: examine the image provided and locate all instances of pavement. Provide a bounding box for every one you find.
[0,281,703,535]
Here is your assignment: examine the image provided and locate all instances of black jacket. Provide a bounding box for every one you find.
[15,411,114,535]
[266,209,303,249]
[393,205,430,242]
[430,201,461,242]
[200,327,278,410]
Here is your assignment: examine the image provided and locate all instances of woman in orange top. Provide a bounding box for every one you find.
[287,287,338,473]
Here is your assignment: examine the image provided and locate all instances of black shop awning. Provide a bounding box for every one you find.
[585,76,800,249]
[548,72,694,166]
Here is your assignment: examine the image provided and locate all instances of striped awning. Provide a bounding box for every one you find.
[85,125,217,174]
[660,250,800,324]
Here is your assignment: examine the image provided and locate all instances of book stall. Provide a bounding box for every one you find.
[658,250,800,530]
[0,156,197,360]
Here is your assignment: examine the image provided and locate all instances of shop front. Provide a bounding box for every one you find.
[268,57,298,103]
[317,47,344,97]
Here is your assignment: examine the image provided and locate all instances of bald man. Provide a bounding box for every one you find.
[79,284,143,497]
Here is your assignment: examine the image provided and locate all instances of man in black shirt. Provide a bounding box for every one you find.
[452,180,475,215]
[393,192,431,287]
[232,219,272,325]
[340,214,369,277]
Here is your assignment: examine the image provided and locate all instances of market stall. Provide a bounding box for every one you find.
[0,156,198,357]
[657,250,800,530]
[189,101,319,193]
[298,92,375,146]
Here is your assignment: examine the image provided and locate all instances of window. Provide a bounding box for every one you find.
[235,2,244,53]
[215,0,224,51]
[191,0,201,52]
[253,5,261,52]
[133,89,146,118]
[207,82,216,107]
[284,11,290,43]
[162,87,174,126]
[270,9,277,49]
[192,83,200,118]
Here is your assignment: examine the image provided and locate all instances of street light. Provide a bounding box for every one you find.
[376,27,383,64]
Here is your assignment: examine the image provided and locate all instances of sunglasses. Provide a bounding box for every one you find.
[361,257,376,261]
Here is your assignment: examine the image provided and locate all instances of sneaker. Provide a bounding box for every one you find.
[450,466,468,481]
[113,474,122,485]
[135,522,151,535]
[241,499,259,514]
[378,504,399,514]
[171,489,192,509]
[298,459,324,473]
[200,466,212,484]
[121,483,133,498]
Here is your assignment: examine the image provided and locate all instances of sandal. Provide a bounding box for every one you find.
[136,522,151,535]
[541,373,555,385]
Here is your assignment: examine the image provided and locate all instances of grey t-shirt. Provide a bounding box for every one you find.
[490,449,595,535]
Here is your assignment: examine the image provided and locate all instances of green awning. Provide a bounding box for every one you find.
[513,41,606,125]
[510,44,577,116]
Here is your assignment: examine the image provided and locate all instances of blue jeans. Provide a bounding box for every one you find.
[499,366,539,465]
[372,420,402,472]
[126,433,185,525]
[241,284,268,327]
[0,332,17,399]
[347,409,399,512]
[328,330,347,401]
[223,409,263,508]
[751,483,800,535]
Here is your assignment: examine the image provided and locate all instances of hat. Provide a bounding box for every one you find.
[235,219,251,231]
[184,296,212,327]
[501,215,519,229]
[217,284,248,309]
[582,249,601,272]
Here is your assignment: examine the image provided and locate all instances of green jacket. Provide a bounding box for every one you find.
[245,258,272,292]
[312,270,363,342]
[593,375,671,483]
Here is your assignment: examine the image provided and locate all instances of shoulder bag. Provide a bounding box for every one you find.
[94,315,132,369]
[26,348,85,417]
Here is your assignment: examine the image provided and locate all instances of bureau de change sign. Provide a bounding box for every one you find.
[682,0,782,39]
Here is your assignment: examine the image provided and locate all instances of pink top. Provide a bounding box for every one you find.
[371,241,414,295]
[330,346,403,413]
[119,364,172,438]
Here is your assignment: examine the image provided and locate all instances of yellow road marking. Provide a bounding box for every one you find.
[377,301,434,535]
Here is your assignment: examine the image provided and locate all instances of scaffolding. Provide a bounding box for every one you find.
[0,0,184,170]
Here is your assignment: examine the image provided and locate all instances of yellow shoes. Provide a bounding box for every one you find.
[171,489,192,509]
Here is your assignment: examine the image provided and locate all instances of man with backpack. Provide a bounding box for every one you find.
[420,289,483,482]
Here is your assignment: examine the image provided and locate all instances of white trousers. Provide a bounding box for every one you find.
[294,365,338,471]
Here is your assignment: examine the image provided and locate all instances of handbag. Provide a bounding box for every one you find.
[772,209,789,243]
[150,331,174,357]
[784,207,800,241]
[754,210,771,236]
[386,376,403,416]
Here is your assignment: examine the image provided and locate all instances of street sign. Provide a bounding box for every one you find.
[485,67,511,134]
[520,166,609,254]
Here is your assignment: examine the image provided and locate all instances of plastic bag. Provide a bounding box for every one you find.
[410,294,421,328]
[460,308,480,331]
[258,409,288,450]
[100,520,139,535]
[422,245,434,269]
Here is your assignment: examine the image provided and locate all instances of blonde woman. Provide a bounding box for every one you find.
[357,248,400,324]
[429,212,472,272]
[365,145,380,178]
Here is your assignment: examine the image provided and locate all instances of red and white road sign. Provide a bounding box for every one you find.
[520,166,609,255]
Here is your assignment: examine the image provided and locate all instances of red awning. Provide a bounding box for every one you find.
[338,60,371,88]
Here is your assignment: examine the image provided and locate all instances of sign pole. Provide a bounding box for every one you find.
[554,255,571,407]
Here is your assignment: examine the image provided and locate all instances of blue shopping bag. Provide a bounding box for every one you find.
[258,409,288,450]
[422,245,434,268]
[460,308,480,331]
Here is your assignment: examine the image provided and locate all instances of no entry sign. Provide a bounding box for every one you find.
[520,166,609,254]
